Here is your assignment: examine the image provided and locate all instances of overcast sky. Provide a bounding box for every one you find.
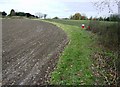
[0,0,118,18]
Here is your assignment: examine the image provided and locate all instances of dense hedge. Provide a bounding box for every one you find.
[87,20,119,51]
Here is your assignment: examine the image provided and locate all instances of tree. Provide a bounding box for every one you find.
[44,14,47,19]
[10,9,16,16]
[74,13,81,20]
[62,18,69,20]
[109,14,120,21]
[81,13,88,20]
[26,13,32,17]
[70,13,81,20]
[99,16,104,21]
[25,13,36,18]
[70,15,73,19]
[53,17,59,19]
[81,16,88,20]
[0,12,2,17]
[92,0,119,13]
[89,16,93,20]
[35,16,39,18]
[35,12,44,18]
[16,12,26,16]
[104,17,110,21]
[2,11,7,17]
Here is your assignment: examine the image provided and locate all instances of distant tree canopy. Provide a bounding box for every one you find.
[89,16,93,20]
[7,9,38,18]
[104,17,110,21]
[9,9,16,16]
[26,13,32,17]
[2,11,7,17]
[71,13,81,20]
[99,17,104,21]
[35,12,44,18]
[43,14,47,19]
[109,14,120,21]
[0,12,2,16]
[88,14,119,21]
[26,13,36,18]
[16,12,26,16]
[81,16,88,20]
[70,13,88,20]
[104,14,120,21]
[53,17,59,19]
[62,18,69,20]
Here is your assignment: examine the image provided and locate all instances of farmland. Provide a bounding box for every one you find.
[45,19,90,27]
[1,0,119,85]
[2,19,68,85]
[2,19,118,85]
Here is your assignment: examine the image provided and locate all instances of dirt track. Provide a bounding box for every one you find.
[2,19,68,85]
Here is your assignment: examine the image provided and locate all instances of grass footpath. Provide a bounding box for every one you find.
[43,20,97,85]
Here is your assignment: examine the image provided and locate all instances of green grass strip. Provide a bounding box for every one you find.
[43,20,96,85]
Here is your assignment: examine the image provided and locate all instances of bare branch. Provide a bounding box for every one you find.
[92,0,120,14]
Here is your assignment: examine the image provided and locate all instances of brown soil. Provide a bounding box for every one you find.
[2,19,68,85]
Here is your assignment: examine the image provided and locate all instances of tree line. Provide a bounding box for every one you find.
[0,9,119,22]
[52,13,119,22]
[89,15,119,22]
[70,13,119,22]
[0,9,47,19]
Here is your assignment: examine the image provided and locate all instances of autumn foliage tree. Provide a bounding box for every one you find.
[70,13,81,20]
[70,13,88,20]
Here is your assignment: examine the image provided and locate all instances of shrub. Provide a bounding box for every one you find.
[87,20,119,51]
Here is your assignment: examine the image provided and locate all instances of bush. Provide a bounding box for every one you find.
[87,19,119,86]
[87,20,119,51]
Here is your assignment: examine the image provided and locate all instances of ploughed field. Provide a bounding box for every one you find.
[2,19,68,85]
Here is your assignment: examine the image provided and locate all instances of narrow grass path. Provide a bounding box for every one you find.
[43,20,96,85]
